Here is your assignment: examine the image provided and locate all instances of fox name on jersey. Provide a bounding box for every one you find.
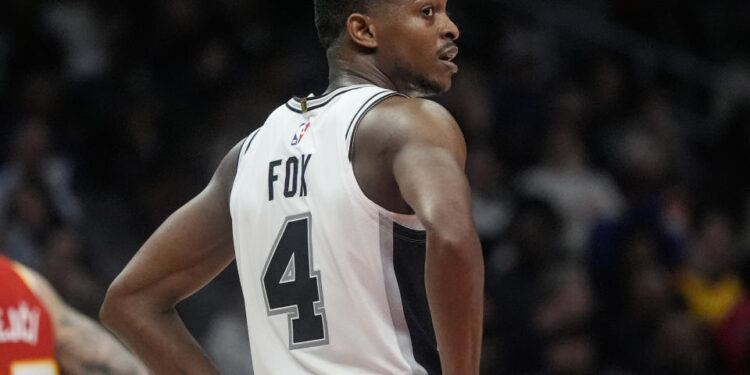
[268,154,313,200]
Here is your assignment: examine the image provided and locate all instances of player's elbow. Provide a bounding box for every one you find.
[99,285,121,331]
[100,279,135,332]
[427,227,483,272]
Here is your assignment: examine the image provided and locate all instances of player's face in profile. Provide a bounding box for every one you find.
[374,0,460,97]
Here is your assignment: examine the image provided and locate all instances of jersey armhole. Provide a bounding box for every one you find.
[230,127,261,211]
[346,92,406,160]
[340,91,424,230]
[236,128,261,171]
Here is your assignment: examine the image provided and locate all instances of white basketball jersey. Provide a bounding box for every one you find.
[229,84,440,374]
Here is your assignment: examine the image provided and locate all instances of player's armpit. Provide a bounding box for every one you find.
[100,140,244,374]
[55,308,149,375]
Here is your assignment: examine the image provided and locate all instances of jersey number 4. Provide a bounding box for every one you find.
[262,213,329,349]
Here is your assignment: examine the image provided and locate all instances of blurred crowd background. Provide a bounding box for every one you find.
[1,0,749,374]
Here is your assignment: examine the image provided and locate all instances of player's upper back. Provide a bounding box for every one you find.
[231,84,405,220]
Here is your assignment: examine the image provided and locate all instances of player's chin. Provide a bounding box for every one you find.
[409,69,454,97]
[436,81,452,95]
[434,74,454,94]
[412,80,450,98]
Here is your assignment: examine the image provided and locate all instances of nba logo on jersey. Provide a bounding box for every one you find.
[291,122,311,146]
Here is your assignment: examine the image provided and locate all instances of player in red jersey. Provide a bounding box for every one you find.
[0,255,147,375]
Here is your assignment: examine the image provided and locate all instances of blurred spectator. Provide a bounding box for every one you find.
[597,262,680,373]
[2,180,62,269]
[589,186,690,314]
[676,212,745,326]
[0,119,81,225]
[43,1,110,82]
[466,142,513,250]
[484,198,564,373]
[535,267,596,375]
[203,290,254,375]
[714,297,750,375]
[647,312,712,375]
[518,124,624,257]
[42,227,103,317]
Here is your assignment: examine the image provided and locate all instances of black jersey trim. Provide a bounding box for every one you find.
[346,92,405,160]
[344,91,391,141]
[235,136,249,171]
[235,128,261,174]
[285,85,371,114]
[243,128,261,155]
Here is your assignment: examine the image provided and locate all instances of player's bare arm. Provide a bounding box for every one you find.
[12,262,149,375]
[355,97,484,374]
[100,141,243,374]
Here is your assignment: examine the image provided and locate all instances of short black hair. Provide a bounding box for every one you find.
[314,0,375,49]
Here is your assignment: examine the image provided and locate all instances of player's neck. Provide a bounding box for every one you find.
[325,50,398,95]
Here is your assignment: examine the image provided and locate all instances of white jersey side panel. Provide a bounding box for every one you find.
[229,85,434,375]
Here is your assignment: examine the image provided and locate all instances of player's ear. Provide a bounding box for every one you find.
[347,13,378,49]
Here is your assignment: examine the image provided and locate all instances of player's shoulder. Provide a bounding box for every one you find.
[372,95,457,129]
[213,138,247,193]
[10,261,60,312]
[362,95,464,150]
[11,260,41,291]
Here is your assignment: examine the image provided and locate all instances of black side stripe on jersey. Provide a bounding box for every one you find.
[392,222,441,375]
[345,92,406,160]
[285,86,369,114]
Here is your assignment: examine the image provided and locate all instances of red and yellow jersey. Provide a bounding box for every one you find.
[0,256,58,375]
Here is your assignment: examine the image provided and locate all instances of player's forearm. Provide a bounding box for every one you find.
[55,308,149,375]
[425,230,484,375]
[101,294,220,374]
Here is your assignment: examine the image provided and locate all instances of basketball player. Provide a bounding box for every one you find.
[0,255,148,374]
[101,0,484,373]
